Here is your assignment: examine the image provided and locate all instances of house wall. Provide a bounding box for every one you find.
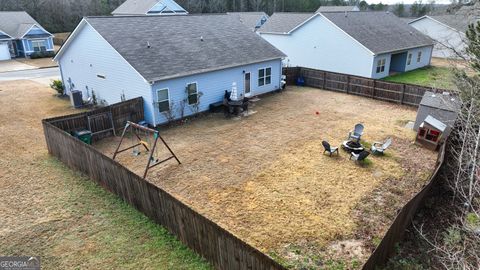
[56,22,155,124]
[260,15,375,78]
[410,18,466,59]
[371,46,432,79]
[150,58,282,125]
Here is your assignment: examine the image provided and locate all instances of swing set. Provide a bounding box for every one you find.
[113,121,181,179]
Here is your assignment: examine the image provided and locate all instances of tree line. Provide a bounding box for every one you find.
[0,0,450,33]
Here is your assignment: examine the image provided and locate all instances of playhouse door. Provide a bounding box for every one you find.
[244,72,251,97]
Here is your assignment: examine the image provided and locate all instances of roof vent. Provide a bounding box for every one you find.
[344,11,348,17]
[200,36,204,41]
[386,11,390,14]
[431,94,436,98]
[147,41,151,48]
[442,91,450,96]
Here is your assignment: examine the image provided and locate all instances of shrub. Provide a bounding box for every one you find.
[50,79,64,95]
[29,51,55,59]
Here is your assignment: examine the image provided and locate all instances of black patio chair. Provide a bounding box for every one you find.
[349,150,370,163]
[322,141,339,156]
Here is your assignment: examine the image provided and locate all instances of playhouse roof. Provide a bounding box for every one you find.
[424,115,447,132]
[420,91,461,112]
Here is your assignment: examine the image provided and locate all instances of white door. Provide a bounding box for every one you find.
[0,42,11,61]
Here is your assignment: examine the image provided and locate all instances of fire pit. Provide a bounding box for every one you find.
[342,140,364,153]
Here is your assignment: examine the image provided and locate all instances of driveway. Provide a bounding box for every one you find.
[0,60,37,73]
[0,67,60,85]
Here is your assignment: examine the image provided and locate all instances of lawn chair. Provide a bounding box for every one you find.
[322,141,339,156]
[371,138,392,155]
[349,150,370,163]
[348,124,364,142]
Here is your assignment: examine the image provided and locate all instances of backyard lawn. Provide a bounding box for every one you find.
[96,87,438,269]
[383,66,456,90]
[0,80,211,269]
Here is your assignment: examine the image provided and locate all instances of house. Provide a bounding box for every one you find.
[414,91,460,139]
[316,6,360,12]
[112,0,188,16]
[409,14,478,58]
[416,115,448,150]
[258,12,434,79]
[0,11,54,60]
[227,12,269,31]
[54,15,285,126]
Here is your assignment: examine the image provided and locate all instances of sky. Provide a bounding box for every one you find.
[366,0,451,4]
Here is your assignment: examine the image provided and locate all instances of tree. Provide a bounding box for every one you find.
[393,2,406,17]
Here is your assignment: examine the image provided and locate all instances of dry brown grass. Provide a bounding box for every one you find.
[96,87,437,268]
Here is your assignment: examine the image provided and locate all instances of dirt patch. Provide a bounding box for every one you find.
[95,87,437,268]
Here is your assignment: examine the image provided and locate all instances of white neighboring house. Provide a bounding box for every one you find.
[316,5,360,12]
[258,11,434,79]
[409,15,477,59]
[112,0,188,16]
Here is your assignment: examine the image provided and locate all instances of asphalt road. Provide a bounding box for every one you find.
[0,67,60,82]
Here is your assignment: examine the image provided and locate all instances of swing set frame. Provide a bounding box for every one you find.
[113,121,181,179]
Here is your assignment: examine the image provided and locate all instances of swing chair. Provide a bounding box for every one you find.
[113,121,181,179]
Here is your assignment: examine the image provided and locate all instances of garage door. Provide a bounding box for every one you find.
[0,42,11,61]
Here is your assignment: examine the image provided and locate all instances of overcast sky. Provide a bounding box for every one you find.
[367,0,451,4]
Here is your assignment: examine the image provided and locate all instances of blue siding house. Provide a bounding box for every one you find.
[54,15,285,126]
[0,11,54,59]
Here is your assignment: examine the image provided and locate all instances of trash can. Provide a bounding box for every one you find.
[74,130,92,145]
[296,76,305,86]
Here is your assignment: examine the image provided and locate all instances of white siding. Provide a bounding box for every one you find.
[151,59,282,125]
[260,15,374,78]
[56,22,155,124]
[410,17,466,59]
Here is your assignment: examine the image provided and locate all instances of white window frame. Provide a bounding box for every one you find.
[376,58,386,74]
[31,39,46,52]
[417,51,422,63]
[258,67,272,87]
[157,88,170,113]
[186,82,199,105]
[407,53,412,65]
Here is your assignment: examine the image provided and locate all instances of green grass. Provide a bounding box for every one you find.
[382,66,456,90]
[0,156,212,270]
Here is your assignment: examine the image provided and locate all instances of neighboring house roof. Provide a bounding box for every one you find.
[429,15,479,33]
[259,12,434,55]
[0,11,51,39]
[58,15,285,83]
[420,91,461,112]
[258,13,315,34]
[322,12,434,54]
[112,0,188,15]
[423,115,447,132]
[316,6,359,12]
[227,12,269,30]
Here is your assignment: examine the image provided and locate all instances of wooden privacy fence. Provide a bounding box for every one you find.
[42,99,286,270]
[283,67,449,106]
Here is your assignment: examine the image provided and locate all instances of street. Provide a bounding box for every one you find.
[0,67,60,85]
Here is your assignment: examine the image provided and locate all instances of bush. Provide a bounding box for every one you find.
[50,79,64,95]
[29,51,55,59]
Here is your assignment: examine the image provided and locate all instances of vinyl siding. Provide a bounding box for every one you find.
[403,46,433,72]
[150,59,282,125]
[410,18,466,59]
[56,22,154,124]
[260,15,374,78]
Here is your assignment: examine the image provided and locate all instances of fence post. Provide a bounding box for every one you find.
[372,79,376,99]
[401,84,406,104]
[322,71,326,89]
[346,75,350,94]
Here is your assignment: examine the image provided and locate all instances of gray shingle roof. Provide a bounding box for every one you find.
[316,6,359,12]
[0,11,47,38]
[258,13,315,34]
[112,0,187,15]
[322,12,434,54]
[84,15,285,82]
[227,12,268,30]
[420,91,461,112]
[430,15,479,33]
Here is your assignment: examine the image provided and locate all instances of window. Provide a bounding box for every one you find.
[187,83,198,105]
[157,88,169,113]
[407,53,412,65]
[376,59,386,73]
[258,67,272,86]
[32,40,46,52]
[417,51,422,63]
